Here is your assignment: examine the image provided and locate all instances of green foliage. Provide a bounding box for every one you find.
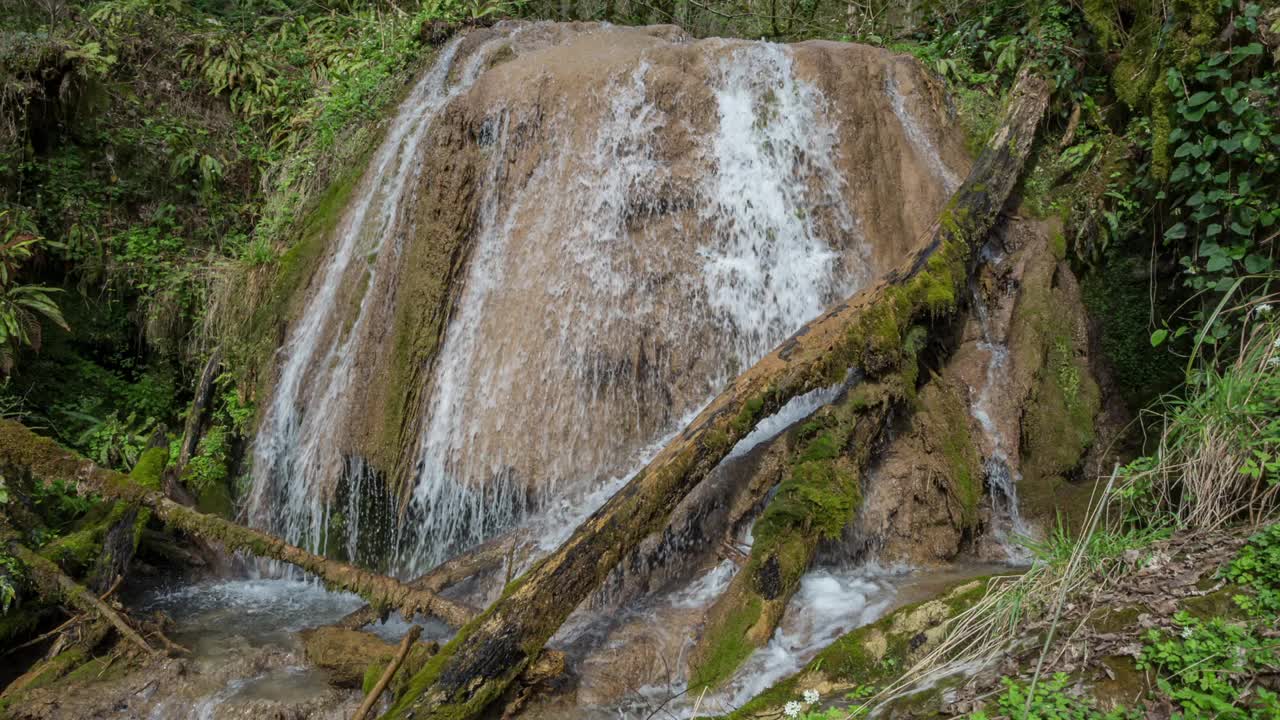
[1137,612,1280,719]
[968,674,1140,720]
[1027,516,1172,571]
[1224,522,1280,617]
[28,478,95,534]
[0,551,20,614]
[0,213,68,373]
[1080,258,1184,409]
[1115,318,1279,528]
[1107,3,1278,359]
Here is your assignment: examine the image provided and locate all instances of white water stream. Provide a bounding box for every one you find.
[247,33,499,556]
[249,29,877,576]
[969,243,1034,561]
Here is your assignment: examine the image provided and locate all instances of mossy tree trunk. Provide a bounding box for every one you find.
[387,68,1051,720]
[0,420,476,628]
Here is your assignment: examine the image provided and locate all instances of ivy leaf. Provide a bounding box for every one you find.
[1150,329,1169,347]
[1242,134,1261,152]
[1187,91,1215,107]
[1232,43,1263,60]
[1244,254,1271,273]
[1206,254,1231,272]
[1165,223,1187,241]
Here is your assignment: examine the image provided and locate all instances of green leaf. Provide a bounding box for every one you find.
[1188,91,1215,106]
[1164,223,1187,241]
[1206,254,1231,272]
[1150,329,1169,347]
[1242,133,1261,152]
[1243,254,1271,273]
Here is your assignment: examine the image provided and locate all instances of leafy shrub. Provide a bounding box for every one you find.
[1138,611,1280,719]
[1224,521,1280,616]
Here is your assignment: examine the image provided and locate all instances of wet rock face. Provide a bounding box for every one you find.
[848,218,1114,566]
[251,20,970,569]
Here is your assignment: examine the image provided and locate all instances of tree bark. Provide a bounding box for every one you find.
[388,68,1051,720]
[0,420,476,628]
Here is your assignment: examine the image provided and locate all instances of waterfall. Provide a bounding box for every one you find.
[969,242,1033,561]
[246,34,511,557]
[247,23,963,579]
[396,40,868,573]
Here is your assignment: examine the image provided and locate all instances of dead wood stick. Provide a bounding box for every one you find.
[5,542,157,657]
[0,421,475,628]
[353,624,422,720]
[3,574,125,656]
[388,67,1052,720]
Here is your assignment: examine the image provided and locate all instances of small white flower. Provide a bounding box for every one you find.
[784,700,804,718]
[803,689,820,705]
[1181,625,1194,639]
[1257,303,1273,315]
[1273,336,1280,349]
[1269,356,1280,368]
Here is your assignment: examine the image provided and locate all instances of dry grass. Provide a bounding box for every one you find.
[1120,314,1280,530]
[853,470,1123,716]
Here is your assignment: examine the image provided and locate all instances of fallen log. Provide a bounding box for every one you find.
[387,68,1052,720]
[3,537,157,658]
[0,420,475,628]
[338,531,511,630]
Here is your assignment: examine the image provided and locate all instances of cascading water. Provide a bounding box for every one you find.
[391,37,872,573]
[246,32,519,558]
[969,242,1033,561]
[246,18,967,643]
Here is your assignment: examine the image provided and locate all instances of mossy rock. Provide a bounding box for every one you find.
[195,480,234,519]
[722,576,999,719]
[1009,240,1102,531]
[913,378,984,530]
[301,626,437,690]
